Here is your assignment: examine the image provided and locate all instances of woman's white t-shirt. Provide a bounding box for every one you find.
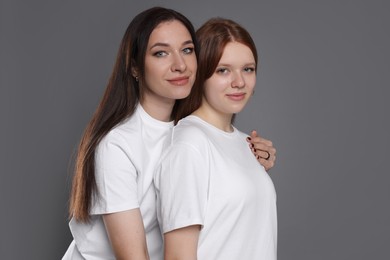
[63,104,172,260]
[155,115,277,260]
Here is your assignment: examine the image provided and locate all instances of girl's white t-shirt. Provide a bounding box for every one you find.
[63,104,172,260]
[155,115,277,260]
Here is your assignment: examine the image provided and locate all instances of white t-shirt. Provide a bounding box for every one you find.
[154,115,277,260]
[63,104,172,260]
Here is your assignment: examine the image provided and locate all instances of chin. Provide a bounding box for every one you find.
[230,107,246,114]
[175,94,190,100]
[172,89,192,100]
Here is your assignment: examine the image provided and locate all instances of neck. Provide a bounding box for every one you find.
[192,104,233,132]
[140,95,175,122]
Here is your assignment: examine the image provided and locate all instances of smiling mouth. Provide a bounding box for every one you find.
[226,93,246,101]
[167,77,190,86]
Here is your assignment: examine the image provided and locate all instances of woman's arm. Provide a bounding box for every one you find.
[164,225,201,260]
[247,130,276,171]
[103,209,150,260]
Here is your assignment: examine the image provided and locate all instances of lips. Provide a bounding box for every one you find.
[226,93,246,101]
[167,76,190,86]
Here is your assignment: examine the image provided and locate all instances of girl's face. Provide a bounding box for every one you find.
[202,42,256,118]
[142,20,197,105]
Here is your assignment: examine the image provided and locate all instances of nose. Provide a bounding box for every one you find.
[171,53,187,72]
[231,71,245,88]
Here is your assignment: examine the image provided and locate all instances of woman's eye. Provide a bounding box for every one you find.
[154,51,168,57]
[183,47,194,54]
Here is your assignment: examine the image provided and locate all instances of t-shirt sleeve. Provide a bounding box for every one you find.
[90,132,139,215]
[156,142,209,233]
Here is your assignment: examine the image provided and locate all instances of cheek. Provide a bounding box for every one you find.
[247,77,256,90]
[144,56,169,76]
[190,57,198,70]
[143,65,161,90]
[143,61,153,78]
[205,85,222,104]
[203,84,215,101]
[185,55,198,73]
[145,61,158,74]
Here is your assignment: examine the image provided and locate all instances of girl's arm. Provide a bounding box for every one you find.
[164,225,201,260]
[103,209,149,260]
[247,130,276,171]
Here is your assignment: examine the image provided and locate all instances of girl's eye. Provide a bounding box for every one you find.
[216,68,229,74]
[182,47,194,54]
[153,51,168,57]
[244,67,256,73]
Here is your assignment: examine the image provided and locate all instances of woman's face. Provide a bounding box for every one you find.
[142,20,197,104]
[202,42,256,117]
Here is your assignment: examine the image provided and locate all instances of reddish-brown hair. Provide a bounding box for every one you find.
[173,18,258,124]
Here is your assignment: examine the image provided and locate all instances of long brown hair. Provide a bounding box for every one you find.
[69,7,197,222]
[173,18,258,124]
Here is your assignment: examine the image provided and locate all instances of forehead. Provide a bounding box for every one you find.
[219,42,255,64]
[148,20,192,46]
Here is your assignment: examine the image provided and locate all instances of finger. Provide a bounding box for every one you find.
[248,131,273,147]
[256,149,271,160]
[247,130,262,143]
[252,142,270,151]
[255,149,276,163]
[256,154,272,171]
[250,130,258,139]
[253,145,276,159]
[246,130,258,143]
[249,144,257,155]
[250,130,270,144]
[250,142,276,154]
[251,130,269,145]
[255,137,273,147]
[259,158,275,171]
[260,147,276,157]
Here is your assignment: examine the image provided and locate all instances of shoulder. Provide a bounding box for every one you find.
[234,127,250,139]
[171,116,210,150]
[97,115,140,153]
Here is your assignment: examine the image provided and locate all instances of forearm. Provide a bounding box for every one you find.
[103,209,150,260]
[164,225,200,260]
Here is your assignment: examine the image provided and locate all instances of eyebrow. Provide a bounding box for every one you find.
[217,62,256,67]
[149,40,194,50]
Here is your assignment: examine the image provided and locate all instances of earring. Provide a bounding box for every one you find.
[135,76,139,82]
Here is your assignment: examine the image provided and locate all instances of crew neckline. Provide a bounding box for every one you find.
[186,115,238,137]
[137,104,173,128]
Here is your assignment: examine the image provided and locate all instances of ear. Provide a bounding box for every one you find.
[131,67,139,78]
[130,59,139,77]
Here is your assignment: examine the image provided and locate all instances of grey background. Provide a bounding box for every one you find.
[1,0,389,259]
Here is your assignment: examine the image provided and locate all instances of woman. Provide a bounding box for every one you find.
[63,7,198,260]
[155,18,277,259]
[63,7,275,260]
